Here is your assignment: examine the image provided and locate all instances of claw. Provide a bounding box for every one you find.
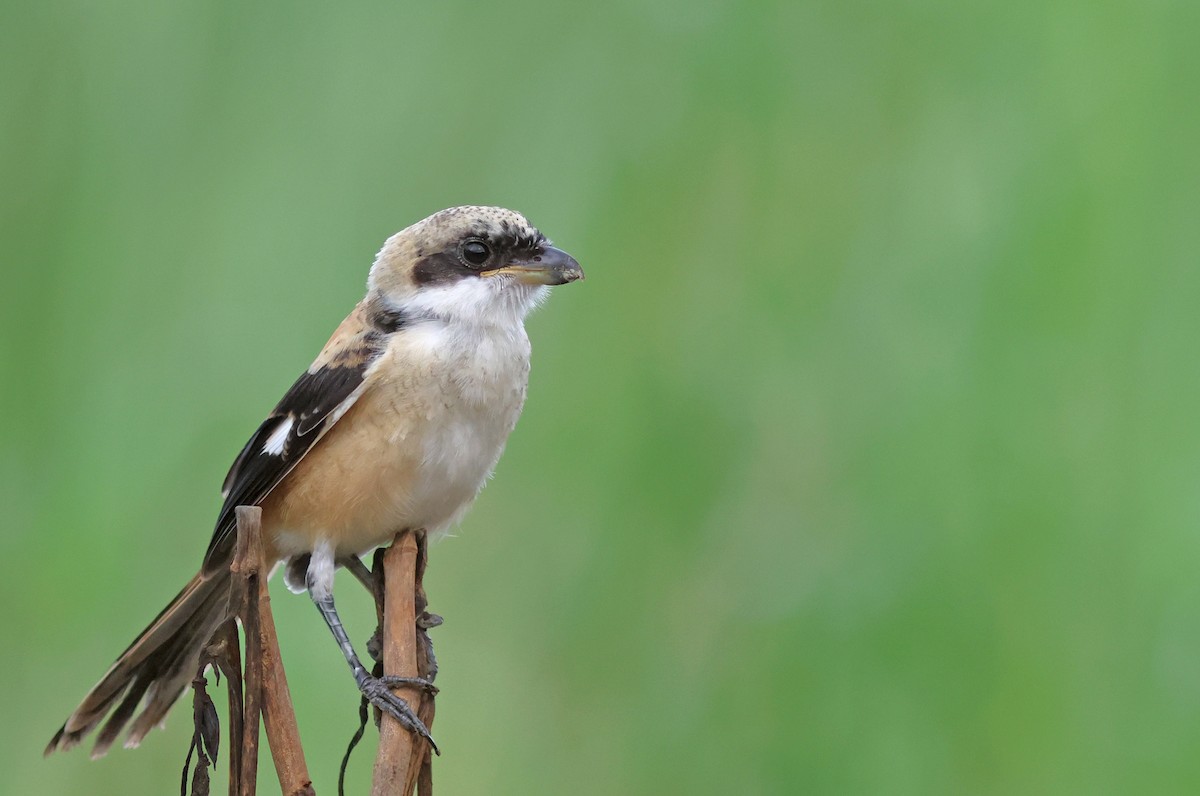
[378,675,439,696]
[356,672,440,755]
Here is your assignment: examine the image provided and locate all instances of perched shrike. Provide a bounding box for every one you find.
[46,206,583,758]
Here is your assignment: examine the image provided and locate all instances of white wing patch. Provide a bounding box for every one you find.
[261,417,293,456]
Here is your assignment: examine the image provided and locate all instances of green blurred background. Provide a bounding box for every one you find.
[3,0,1198,793]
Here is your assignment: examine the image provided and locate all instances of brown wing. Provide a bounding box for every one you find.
[203,305,395,570]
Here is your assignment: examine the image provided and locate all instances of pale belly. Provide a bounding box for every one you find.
[260,325,530,561]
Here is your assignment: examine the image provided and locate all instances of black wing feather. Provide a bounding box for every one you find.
[203,354,381,570]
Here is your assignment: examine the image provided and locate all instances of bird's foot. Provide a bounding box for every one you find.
[378,675,439,696]
[354,670,440,755]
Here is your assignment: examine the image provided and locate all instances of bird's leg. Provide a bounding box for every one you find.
[337,553,439,694]
[306,543,439,753]
[288,553,372,597]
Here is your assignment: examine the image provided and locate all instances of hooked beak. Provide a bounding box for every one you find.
[481,246,584,286]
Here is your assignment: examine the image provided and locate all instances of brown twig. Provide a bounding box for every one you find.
[210,621,244,796]
[230,506,315,796]
[230,508,263,796]
[257,565,314,795]
[411,533,438,796]
[370,530,436,795]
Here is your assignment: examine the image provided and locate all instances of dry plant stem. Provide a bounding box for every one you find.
[207,621,245,796]
[257,570,315,795]
[231,508,263,796]
[232,506,315,796]
[370,531,434,796]
[410,534,436,796]
[223,626,245,796]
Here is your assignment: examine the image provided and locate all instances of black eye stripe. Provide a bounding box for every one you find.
[411,225,547,285]
[413,251,474,285]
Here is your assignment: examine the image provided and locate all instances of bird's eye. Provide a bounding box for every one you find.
[461,240,491,267]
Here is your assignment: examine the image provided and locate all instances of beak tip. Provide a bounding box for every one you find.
[543,246,583,286]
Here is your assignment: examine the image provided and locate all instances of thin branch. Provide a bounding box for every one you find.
[370,531,436,795]
[230,508,263,796]
[230,506,315,796]
[257,568,314,795]
[209,621,244,796]
[410,533,438,796]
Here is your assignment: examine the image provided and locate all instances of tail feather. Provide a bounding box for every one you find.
[125,579,229,750]
[46,570,231,758]
[92,671,153,757]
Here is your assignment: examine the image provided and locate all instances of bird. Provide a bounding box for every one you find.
[45,205,584,759]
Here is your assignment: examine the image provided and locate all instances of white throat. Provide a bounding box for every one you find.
[394,278,549,329]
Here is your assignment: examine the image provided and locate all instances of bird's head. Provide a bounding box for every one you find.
[368,206,583,326]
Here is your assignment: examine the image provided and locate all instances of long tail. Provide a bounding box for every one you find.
[46,569,231,758]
